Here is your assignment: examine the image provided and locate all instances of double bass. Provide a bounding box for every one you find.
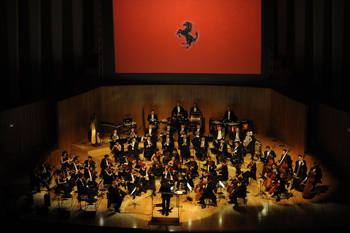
[302,168,316,199]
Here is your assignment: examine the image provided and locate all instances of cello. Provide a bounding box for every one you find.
[302,168,316,199]
[194,178,208,201]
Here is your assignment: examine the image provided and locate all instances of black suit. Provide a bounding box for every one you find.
[107,183,126,212]
[223,110,238,122]
[159,180,174,216]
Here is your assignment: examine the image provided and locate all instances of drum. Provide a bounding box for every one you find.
[160,119,168,124]
[241,120,252,131]
[227,121,241,133]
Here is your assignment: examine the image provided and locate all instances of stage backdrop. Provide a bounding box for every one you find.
[113,0,261,74]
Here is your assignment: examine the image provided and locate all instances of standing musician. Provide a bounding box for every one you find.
[147,109,159,126]
[277,149,293,179]
[107,179,127,213]
[171,102,187,131]
[195,172,217,209]
[301,161,323,199]
[60,151,70,173]
[291,154,308,191]
[223,105,238,123]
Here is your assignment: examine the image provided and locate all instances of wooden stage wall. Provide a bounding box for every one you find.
[54,85,307,162]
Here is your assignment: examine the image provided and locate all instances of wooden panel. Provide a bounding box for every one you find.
[270,90,307,157]
[99,85,272,136]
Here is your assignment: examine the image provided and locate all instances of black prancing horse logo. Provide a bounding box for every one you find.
[176,21,199,50]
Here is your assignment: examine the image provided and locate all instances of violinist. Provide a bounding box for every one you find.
[125,168,142,197]
[195,173,217,209]
[84,165,98,192]
[101,167,116,185]
[55,170,73,197]
[107,179,127,213]
[228,176,247,208]
[84,156,97,170]
[101,154,114,171]
[291,154,307,191]
[76,173,97,203]
[149,154,163,178]
[60,151,70,172]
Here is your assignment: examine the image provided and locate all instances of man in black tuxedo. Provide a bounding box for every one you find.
[223,105,238,123]
[159,178,174,216]
[147,109,158,126]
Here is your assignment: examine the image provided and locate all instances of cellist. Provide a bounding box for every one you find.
[195,171,217,209]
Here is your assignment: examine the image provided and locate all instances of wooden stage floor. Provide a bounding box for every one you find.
[13,133,350,232]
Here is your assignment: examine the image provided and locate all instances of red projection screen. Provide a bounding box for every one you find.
[103,0,271,84]
[113,0,261,74]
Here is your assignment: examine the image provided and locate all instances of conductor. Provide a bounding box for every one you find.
[159,179,174,216]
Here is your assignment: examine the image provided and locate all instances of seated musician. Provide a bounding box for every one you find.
[178,124,188,140]
[76,173,97,203]
[55,170,73,197]
[229,140,244,175]
[228,176,247,208]
[127,137,140,160]
[84,156,97,170]
[107,178,127,213]
[83,165,99,192]
[195,172,217,209]
[109,128,121,150]
[162,133,174,156]
[213,139,230,165]
[179,133,191,163]
[101,167,116,185]
[144,135,156,161]
[125,168,142,197]
[202,156,217,178]
[101,154,114,171]
[111,140,124,163]
[216,160,229,182]
[193,136,209,161]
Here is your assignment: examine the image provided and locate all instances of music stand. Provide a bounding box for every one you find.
[128,187,140,208]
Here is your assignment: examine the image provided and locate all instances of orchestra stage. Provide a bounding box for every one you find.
[11,133,350,233]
